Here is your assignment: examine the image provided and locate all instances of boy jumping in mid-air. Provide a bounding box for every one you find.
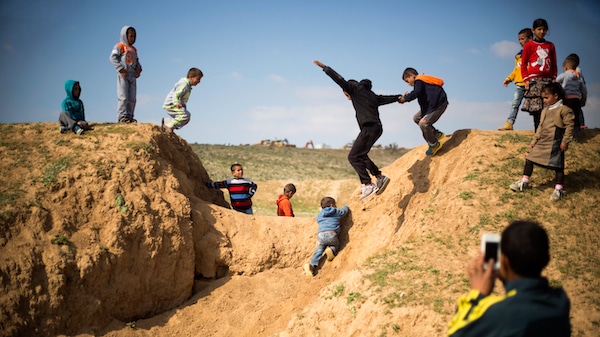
[313,60,399,200]
[162,67,203,133]
[399,67,448,156]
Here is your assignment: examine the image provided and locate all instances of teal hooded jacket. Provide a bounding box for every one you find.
[62,80,85,121]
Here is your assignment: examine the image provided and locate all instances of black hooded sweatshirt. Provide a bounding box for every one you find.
[322,66,401,128]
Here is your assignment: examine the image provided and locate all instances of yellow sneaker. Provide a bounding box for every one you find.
[498,121,513,131]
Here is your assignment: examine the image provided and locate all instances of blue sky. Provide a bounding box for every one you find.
[1,0,598,148]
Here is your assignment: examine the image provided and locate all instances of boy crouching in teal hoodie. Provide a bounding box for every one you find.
[59,80,92,135]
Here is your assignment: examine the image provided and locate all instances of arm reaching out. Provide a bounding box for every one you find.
[313,60,325,68]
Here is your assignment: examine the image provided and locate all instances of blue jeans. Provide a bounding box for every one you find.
[309,231,339,266]
[507,86,525,123]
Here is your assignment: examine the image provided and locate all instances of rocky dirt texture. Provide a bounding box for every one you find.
[0,123,598,337]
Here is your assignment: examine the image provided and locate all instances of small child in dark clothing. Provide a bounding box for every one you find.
[59,80,92,135]
[206,163,258,214]
[304,197,349,277]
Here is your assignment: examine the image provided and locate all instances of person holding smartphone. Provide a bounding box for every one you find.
[447,220,571,337]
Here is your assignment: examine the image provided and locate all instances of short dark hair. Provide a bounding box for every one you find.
[566,53,580,68]
[188,67,203,78]
[230,163,242,172]
[519,28,533,38]
[532,18,549,30]
[501,220,550,277]
[320,196,336,209]
[563,57,577,70]
[284,183,296,193]
[402,67,418,79]
[542,82,565,100]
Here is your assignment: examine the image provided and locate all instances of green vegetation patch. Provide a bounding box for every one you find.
[42,157,71,186]
[364,244,463,314]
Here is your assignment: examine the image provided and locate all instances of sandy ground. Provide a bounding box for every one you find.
[1,123,599,337]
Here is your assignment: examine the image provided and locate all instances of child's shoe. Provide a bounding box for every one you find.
[303,263,316,277]
[59,126,68,133]
[375,175,390,195]
[360,183,378,200]
[74,126,84,136]
[498,121,514,131]
[426,142,442,156]
[509,180,528,192]
[436,131,445,140]
[323,247,337,262]
[550,188,563,201]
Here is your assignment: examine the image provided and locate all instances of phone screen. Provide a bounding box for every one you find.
[484,241,499,262]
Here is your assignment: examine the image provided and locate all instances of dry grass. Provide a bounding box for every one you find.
[191,143,408,217]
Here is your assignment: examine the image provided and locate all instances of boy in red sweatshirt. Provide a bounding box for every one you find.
[276,183,296,217]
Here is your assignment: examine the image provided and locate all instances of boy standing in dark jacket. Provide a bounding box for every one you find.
[399,67,448,155]
[313,60,400,200]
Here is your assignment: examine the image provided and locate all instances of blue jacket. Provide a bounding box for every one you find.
[61,80,85,121]
[316,205,349,233]
[403,79,447,117]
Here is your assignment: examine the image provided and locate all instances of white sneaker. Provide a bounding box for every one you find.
[550,189,563,201]
[360,183,378,200]
[509,180,528,192]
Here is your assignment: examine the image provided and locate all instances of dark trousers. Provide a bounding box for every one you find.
[564,98,583,136]
[524,159,564,185]
[348,123,382,184]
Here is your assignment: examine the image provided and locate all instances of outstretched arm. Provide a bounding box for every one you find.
[313,60,325,69]
[313,60,351,93]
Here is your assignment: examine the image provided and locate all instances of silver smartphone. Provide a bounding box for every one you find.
[481,233,501,270]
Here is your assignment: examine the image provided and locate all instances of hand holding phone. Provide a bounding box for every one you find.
[481,233,501,270]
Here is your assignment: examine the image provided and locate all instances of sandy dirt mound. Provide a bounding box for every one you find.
[1,123,599,337]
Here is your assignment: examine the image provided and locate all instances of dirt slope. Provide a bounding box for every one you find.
[1,123,598,337]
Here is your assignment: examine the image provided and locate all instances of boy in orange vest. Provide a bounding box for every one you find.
[399,68,448,156]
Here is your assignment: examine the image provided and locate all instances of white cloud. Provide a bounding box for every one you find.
[468,48,480,55]
[292,85,344,101]
[490,40,520,58]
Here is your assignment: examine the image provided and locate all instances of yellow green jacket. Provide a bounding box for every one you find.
[448,278,570,337]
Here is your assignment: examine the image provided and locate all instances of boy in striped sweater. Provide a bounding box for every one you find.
[206,163,258,214]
